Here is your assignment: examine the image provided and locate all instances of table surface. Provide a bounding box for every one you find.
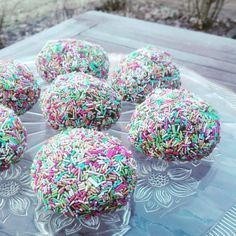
[0,11,236,93]
[0,11,236,236]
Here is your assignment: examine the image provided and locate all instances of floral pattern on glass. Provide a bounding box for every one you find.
[134,159,200,213]
[0,160,35,223]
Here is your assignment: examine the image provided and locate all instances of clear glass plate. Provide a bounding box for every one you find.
[0,54,236,236]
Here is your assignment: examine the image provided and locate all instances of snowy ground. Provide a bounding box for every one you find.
[0,0,235,48]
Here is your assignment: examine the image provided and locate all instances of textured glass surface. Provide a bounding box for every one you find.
[0,54,235,236]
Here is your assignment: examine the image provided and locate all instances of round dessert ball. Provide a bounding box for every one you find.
[0,60,41,115]
[0,105,27,171]
[128,89,220,161]
[111,45,181,103]
[31,128,137,217]
[36,39,109,82]
[40,72,121,130]
[126,45,172,64]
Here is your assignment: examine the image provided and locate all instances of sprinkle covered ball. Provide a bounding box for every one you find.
[129,45,172,63]
[0,60,40,115]
[0,105,27,171]
[36,39,109,82]
[128,89,220,161]
[111,45,181,103]
[40,72,121,130]
[31,128,137,217]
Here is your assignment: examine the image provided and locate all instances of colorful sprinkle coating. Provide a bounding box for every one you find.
[0,60,41,115]
[128,89,220,161]
[111,45,181,103]
[127,45,172,64]
[40,72,122,130]
[36,39,110,82]
[31,128,137,218]
[0,105,27,171]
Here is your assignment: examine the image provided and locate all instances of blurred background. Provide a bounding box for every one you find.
[0,0,235,49]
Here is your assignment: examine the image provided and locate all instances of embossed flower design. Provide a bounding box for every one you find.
[0,162,35,222]
[134,159,199,213]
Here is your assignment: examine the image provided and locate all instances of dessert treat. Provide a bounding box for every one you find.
[111,45,181,103]
[31,128,137,217]
[36,39,109,82]
[126,45,172,64]
[40,72,121,130]
[128,89,220,161]
[0,105,27,171]
[0,60,40,115]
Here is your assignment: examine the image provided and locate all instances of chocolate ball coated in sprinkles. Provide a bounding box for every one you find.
[36,39,109,82]
[111,45,181,103]
[126,45,172,64]
[0,60,40,115]
[31,128,137,217]
[128,89,220,161]
[40,72,121,130]
[0,105,27,171]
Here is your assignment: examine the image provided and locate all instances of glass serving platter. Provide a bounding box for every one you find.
[0,54,236,236]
